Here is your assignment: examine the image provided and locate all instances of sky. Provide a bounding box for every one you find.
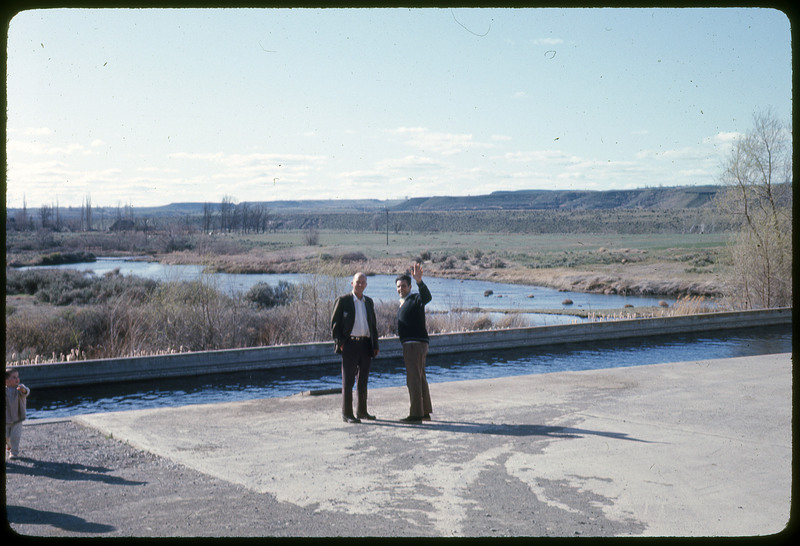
[5,7,793,209]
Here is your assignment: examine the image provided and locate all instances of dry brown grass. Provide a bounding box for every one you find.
[154,248,727,298]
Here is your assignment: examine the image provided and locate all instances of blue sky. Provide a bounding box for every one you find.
[6,7,792,208]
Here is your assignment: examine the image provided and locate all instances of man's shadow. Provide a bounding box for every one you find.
[6,505,117,534]
[6,458,139,534]
[5,457,147,485]
[371,419,653,443]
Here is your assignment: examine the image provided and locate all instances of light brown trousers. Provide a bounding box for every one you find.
[402,341,432,417]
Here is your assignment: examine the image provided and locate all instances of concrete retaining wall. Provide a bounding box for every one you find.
[16,308,792,389]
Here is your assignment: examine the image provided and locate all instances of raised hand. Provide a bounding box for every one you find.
[411,262,423,283]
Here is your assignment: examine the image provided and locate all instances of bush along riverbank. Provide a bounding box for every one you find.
[5,265,726,367]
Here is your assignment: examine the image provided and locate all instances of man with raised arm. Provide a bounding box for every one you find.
[395,263,433,423]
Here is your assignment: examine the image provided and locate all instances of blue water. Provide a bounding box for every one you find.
[26,325,791,420]
[19,257,676,319]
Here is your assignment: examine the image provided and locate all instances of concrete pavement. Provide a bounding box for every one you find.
[75,353,793,537]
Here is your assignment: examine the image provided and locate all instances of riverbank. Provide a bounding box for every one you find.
[7,229,730,298]
[156,251,726,298]
[5,230,733,366]
[6,258,716,367]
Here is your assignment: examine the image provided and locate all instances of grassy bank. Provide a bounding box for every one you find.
[4,267,556,365]
[153,230,731,297]
[5,228,733,365]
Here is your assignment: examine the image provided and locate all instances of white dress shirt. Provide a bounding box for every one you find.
[350,294,370,338]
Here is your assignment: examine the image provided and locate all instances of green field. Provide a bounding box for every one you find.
[228,230,731,274]
[6,227,733,278]
[237,230,730,256]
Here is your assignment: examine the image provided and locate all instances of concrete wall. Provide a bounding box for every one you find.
[16,308,792,389]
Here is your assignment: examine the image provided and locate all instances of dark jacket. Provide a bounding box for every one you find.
[331,293,379,354]
[397,281,432,343]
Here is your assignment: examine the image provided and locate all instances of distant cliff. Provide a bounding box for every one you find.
[388,186,720,212]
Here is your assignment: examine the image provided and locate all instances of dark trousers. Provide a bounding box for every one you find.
[341,338,372,417]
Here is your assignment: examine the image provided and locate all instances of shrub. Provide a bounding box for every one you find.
[469,314,494,330]
[245,281,295,309]
[440,256,458,270]
[5,268,157,306]
[494,313,530,329]
[37,251,96,266]
[374,301,398,338]
[303,226,320,245]
[338,251,367,263]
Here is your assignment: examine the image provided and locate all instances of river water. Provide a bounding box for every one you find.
[22,257,677,325]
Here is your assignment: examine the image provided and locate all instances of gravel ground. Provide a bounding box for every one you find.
[5,418,636,539]
[4,419,436,538]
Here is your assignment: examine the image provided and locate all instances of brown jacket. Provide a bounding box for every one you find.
[6,384,29,423]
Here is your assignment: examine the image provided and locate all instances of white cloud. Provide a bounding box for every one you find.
[374,155,440,171]
[503,149,581,165]
[167,151,226,162]
[678,168,712,177]
[389,127,495,156]
[24,127,53,136]
[387,127,428,135]
[8,139,87,156]
[168,151,326,168]
[712,131,741,143]
[659,147,711,160]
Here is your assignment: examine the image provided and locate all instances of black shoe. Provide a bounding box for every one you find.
[357,412,376,420]
[400,415,423,423]
[342,414,361,424]
[422,414,431,421]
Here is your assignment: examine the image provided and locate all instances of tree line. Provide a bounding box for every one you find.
[716,107,792,309]
[7,194,275,235]
[204,196,274,234]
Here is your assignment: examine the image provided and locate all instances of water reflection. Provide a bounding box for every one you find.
[28,325,791,420]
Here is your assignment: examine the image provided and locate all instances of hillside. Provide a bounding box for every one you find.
[153,185,721,215]
[7,186,722,220]
[390,186,720,211]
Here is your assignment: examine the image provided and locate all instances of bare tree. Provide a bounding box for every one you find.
[202,202,215,233]
[38,204,53,230]
[255,205,271,233]
[14,196,30,231]
[303,224,320,245]
[220,195,235,233]
[238,202,250,233]
[54,198,62,231]
[83,193,93,231]
[717,108,792,308]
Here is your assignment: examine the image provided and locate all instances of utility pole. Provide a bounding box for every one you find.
[385,208,389,245]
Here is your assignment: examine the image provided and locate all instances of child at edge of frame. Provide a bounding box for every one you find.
[6,367,31,461]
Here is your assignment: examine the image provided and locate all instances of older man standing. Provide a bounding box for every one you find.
[396,263,433,423]
[331,272,380,423]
